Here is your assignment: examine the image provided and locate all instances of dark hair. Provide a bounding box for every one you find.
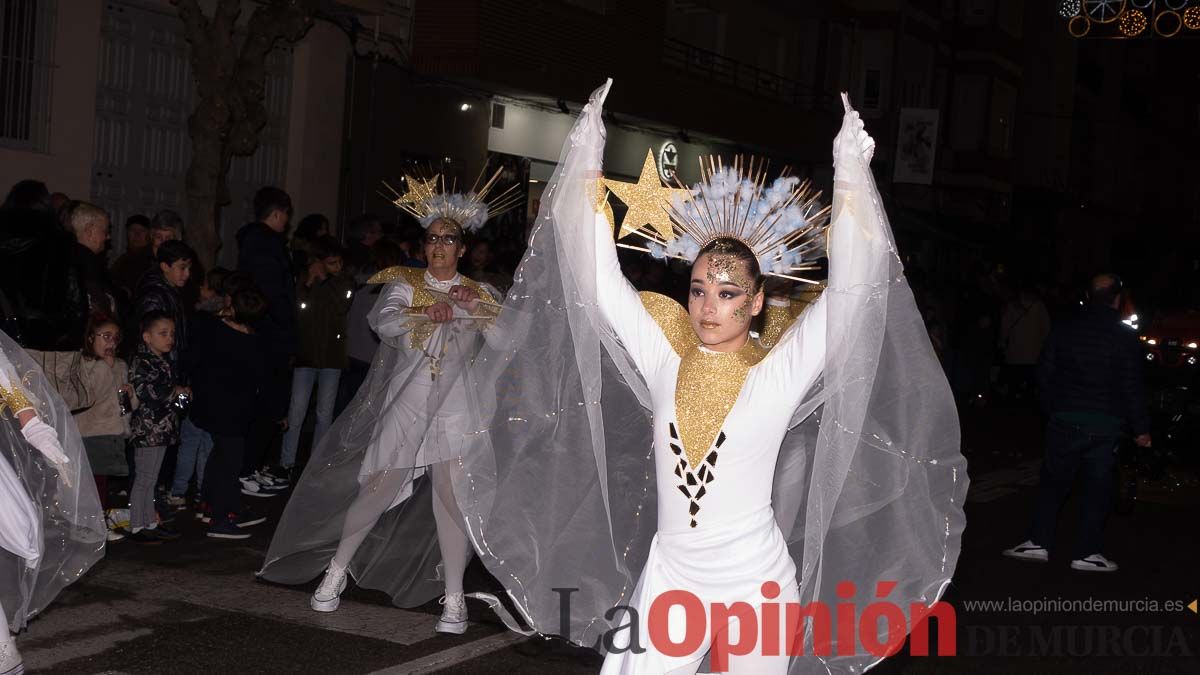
[294,213,329,242]
[2,180,49,210]
[126,214,151,230]
[206,266,233,292]
[231,288,268,325]
[695,237,763,292]
[310,235,344,260]
[140,310,174,334]
[82,312,120,359]
[347,213,381,242]
[220,271,255,296]
[151,209,183,233]
[372,239,404,270]
[157,239,194,265]
[254,186,292,222]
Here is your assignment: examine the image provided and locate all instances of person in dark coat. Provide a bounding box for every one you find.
[0,180,88,349]
[184,287,270,538]
[235,186,296,491]
[1004,273,1151,573]
[133,240,194,372]
[67,202,125,321]
[110,214,153,297]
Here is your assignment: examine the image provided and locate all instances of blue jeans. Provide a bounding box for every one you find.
[171,418,213,497]
[1027,416,1120,558]
[281,367,342,469]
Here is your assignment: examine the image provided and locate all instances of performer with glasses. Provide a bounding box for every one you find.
[260,172,520,634]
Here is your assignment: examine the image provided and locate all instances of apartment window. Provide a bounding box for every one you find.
[0,0,54,151]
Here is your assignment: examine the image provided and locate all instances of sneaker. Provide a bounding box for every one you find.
[207,520,251,540]
[230,511,267,528]
[146,525,180,541]
[435,592,469,634]
[106,529,125,542]
[1002,540,1049,563]
[240,476,279,498]
[166,495,188,510]
[194,502,211,522]
[310,562,348,613]
[1070,553,1118,572]
[0,640,23,675]
[258,467,291,488]
[105,508,130,532]
[121,529,162,544]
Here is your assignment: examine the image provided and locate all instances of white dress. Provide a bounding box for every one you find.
[592,212,828,674]
[362,268,498,506]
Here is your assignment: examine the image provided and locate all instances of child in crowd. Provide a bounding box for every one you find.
[127,311,184,543]
[168,267,232,509]
[26,313,138,541]
[279,236,354,478]
[185,287,270,539]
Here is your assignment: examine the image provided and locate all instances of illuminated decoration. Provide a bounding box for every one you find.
[1120,7,1149,34]
[1155,8,1184,33]
[1086,0,1126,22]
[1065,0,1200,37]
[657,142,679,183]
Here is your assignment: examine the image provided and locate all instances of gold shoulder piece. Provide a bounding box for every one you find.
[638,291,695,357]
[366,265,427,286]
[758,302,795,350]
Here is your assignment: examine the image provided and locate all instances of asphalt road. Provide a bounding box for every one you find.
[19,404,1200,674]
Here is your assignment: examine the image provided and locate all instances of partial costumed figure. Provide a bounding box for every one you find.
[259,171,520,633]
[448,81,968,673]
[0,330,106,674]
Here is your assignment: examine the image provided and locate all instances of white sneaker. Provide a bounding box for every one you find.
[435,592,468,634]
[1002,540,1049,562]
[240,476,278,498]
[106,529,125,542]
[0,640,23,675]
[1070,553,1118,572]
[310,562,348,612]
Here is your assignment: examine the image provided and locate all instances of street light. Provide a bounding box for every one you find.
[460,102,472,112]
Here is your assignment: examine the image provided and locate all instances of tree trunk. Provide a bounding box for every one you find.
[173,0,315,269]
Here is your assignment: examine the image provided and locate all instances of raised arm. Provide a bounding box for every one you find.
[0,347,72,481]
[592,211,677,380]
[760,95,886,408]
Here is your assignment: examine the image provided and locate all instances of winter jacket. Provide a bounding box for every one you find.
[133,270,188,373]
[236,222,297,358]
[26,350,138,438]
[129,344,179,447]
[0,207,88,349]
[296,273,355,369]
[183,314,267,436]
[1037,304,1150,435]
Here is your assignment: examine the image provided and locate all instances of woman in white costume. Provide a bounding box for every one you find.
[260,175,516,634]
[448,81,968,674]
[0,331,105,674]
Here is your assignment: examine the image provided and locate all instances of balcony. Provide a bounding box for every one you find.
[662,37,833,111]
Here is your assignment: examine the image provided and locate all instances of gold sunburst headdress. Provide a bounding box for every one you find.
[381,167,524,233]
[604,154,830,283]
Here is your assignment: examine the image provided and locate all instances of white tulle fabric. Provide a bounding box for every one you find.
[0,330,105,631]
[450,80,968,673]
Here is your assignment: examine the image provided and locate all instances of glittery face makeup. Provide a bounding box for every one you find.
[688,253,764,352]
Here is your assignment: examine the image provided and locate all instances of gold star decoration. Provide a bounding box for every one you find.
[603,149,690,241]
[381,174,440,208]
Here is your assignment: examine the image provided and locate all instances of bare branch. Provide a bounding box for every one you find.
[170,0,209,52]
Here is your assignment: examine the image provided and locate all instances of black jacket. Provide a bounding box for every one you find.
[236,222,298,358]
[133,271,188,370]
[73,242,124,321]
[1037,304,1150,435]
[0,208,88,349]
[183,314,267,436]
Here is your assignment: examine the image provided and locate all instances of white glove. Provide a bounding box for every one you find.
[21,417,72,487]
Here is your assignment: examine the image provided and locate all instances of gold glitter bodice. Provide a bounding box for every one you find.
[371,266,492,350]
[637,292,768,469]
